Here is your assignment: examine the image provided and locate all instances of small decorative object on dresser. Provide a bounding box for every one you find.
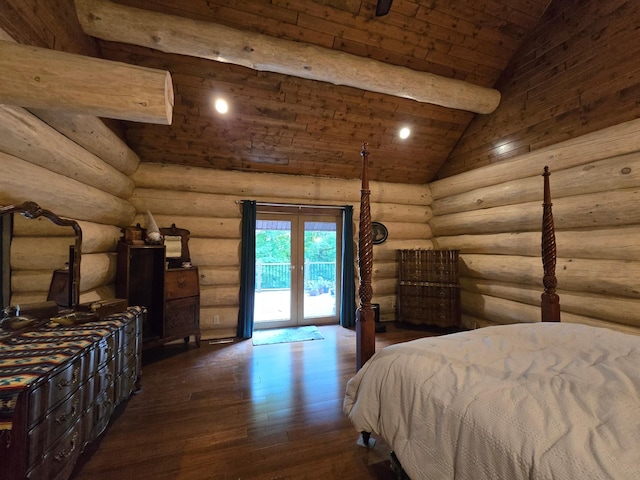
[145,210,163,244]
[77,298,129,318]
[121,224,145,245]
[116,224,201,349]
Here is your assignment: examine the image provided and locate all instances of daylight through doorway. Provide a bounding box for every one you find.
[254,206,342,329]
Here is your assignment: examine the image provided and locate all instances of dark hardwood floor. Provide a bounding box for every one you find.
[70,323,434,480]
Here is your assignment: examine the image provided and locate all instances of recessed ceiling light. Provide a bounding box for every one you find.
[399,127,411,139]
[496,142,511,154]
[215,98,229,114]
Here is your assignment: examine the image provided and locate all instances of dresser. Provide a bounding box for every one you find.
[116,242,201,349]
[0,306,144,480]
[397,249,461,329]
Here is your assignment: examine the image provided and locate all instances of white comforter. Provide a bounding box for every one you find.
[343,323,640,480]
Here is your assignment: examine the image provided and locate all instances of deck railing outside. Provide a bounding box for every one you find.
[256,261,336,293]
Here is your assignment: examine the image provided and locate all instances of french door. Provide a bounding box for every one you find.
[254,206,343,329]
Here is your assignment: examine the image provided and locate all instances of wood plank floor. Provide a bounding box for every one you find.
[70,323,435,480]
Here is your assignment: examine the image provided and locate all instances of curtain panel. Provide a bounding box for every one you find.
[237,200,257,339]
[340,205,355,328]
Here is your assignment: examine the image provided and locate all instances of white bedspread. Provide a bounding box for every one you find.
[343,323,640,480]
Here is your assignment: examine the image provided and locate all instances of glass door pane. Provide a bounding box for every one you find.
[300,216,341,325]
[254,216,294,327]
[254,209,342,329]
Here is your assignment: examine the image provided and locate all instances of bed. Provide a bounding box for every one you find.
[343,145,640,479]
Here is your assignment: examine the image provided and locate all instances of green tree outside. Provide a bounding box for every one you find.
[256,229,336,263]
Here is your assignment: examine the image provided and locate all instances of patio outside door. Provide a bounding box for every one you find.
[254,208,342,329]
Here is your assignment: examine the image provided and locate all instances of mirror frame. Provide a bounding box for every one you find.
[159,224,191,269]
[0,201,82,309]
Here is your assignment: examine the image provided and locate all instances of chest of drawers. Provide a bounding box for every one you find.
[0,307,143,480]
[116,242,200,349]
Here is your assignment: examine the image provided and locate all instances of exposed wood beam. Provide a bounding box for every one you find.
[0,40,173,124]
[30,109,141,175]
[75,0,501,114]
[0,27,142,171]
[0,105,135,198]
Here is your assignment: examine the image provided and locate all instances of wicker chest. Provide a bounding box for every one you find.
[397,249,461,329]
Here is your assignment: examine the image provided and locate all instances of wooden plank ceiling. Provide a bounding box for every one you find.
[95,0,551,184]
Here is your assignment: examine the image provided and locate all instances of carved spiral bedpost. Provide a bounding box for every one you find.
[356,143,375,370]
[541,166,560,322]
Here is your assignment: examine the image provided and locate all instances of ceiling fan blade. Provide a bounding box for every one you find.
[375,0,393,16]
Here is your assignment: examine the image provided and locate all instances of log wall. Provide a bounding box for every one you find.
[3,140,136,306]
[0,0,430,338]
[2,146,431,339]
[439,0,640,178]
[430,118,640,335]
[0,1,139,307]
[5,0,638,341]
[131,164,431,338]
[430,0,640,335]
[0,66,139,308]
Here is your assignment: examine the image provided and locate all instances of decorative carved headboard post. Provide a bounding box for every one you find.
[356,143,375,370]
[541,166,560,322]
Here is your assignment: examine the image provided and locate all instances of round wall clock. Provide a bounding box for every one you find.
[371,222,388,244]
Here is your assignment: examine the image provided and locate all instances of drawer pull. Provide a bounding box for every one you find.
[55,400,79,425]
[54,432,78,462]
[56,367,80,390]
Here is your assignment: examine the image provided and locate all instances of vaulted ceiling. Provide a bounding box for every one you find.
[87,0,552,184]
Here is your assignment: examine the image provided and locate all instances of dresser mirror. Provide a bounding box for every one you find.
[0,201,82,311]
[159,224,191,269]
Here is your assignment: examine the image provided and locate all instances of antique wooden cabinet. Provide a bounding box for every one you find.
[116,242,200,349]
[0,307,143,480]
[397,249,461,329]
[162,267,201,347]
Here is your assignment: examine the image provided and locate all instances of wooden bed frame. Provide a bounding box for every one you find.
[354,145,560,370]
[354,147,561,474]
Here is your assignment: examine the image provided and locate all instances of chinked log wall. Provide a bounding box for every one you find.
[430,117,640,336]
[130,163,431,338]
[4,126,430,339]
[6,114,640,337]
[1,104,139,306]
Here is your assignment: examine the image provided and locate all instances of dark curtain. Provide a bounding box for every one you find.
[237,200,257,339]
[340,205,356,327]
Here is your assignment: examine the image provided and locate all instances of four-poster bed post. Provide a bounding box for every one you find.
[354,155,561,371]
[541,166,560,322]
[346,166,592,476]
[356,143,376,370]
